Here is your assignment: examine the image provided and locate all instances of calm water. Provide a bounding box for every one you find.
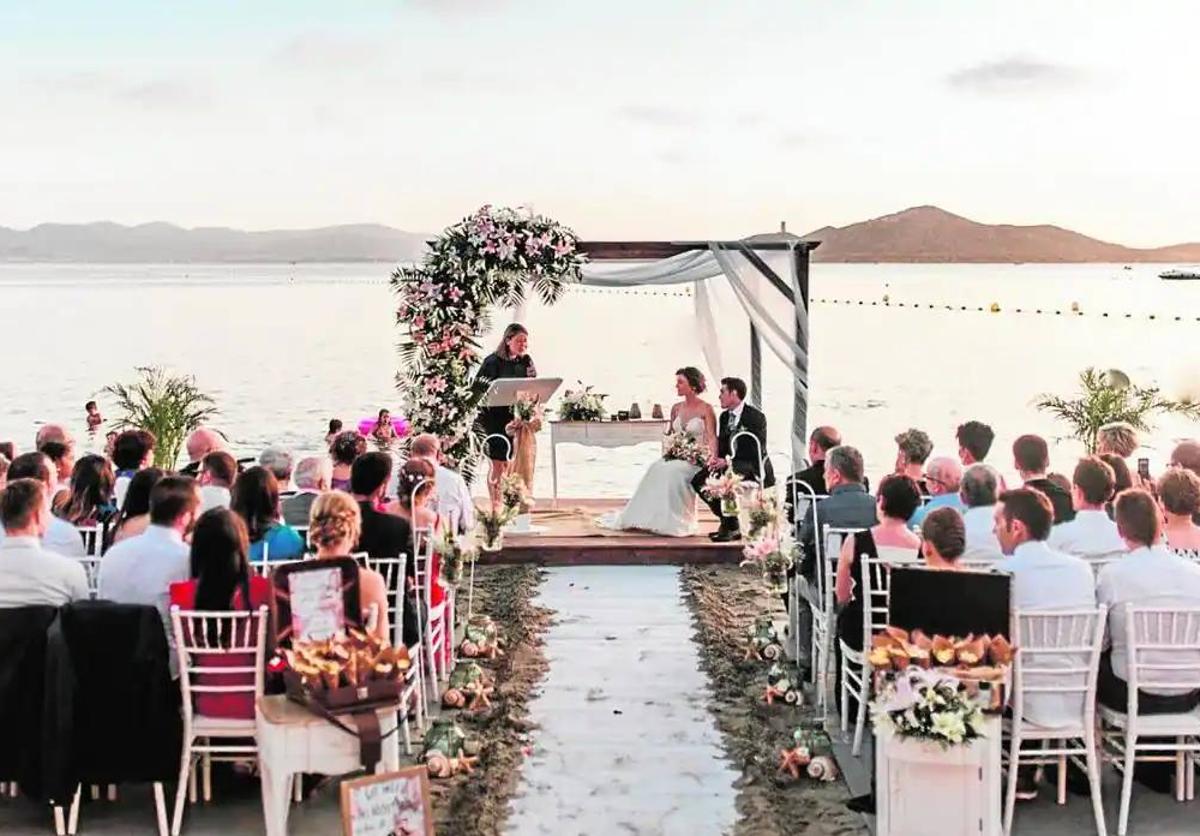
[4,261,1200,496]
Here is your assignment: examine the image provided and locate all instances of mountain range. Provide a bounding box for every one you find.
[1,207,1197,263]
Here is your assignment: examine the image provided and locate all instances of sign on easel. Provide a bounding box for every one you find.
[340,766,434,836]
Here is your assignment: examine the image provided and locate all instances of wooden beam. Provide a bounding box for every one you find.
[576,241,702,260]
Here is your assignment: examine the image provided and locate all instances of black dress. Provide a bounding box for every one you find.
[835,530,878,653]
[475,352,537,461]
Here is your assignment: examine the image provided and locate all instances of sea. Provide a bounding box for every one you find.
[4,261,1199,497]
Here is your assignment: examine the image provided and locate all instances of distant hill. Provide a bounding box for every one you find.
[803,206,1200,263]
[0,222,431,263]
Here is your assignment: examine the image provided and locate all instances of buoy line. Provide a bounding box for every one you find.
[811,297,1195,322]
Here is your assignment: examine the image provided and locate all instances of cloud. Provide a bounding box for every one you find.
[616,105,703,128]
[274,32,388,70]
[947,57,1083,93]
[404,0,509,15]
[31,71,110,94]
[117,79,211,110]
[779,131,814,149]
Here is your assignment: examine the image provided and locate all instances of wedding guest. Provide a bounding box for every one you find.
[788,425,841,500]
[168,507,270,718]
[835,474,922,652]
[181,428,226,478]
[0,479,89,607]
[476,323,536,505]
[920,507,967,570]
[1013,434,1074,524]
[908,456,964,527]
[1097,421,1139,461]
[371,409,397,444]
[109,467,167,545]
[38,439,75,503]
[309,491,389,642]
[410,433,474,535]
[325,419,343,448]
[2,452,85,556]
[1158,468,1200,556]
[329,430,366,492]
[1048,457,1124,556]
[85,400,103,431]
[960,464,1003,559]
[351,452,413,560]
[388,458,443,652]
[893,428,933,495]
[258,447,295,494]
[1100,453,1134,520]
[956,420,995,466]
[103,431,117,459]
[231,466,304,563]
[282,456,330,528]
[35,423,71,449]
[54,454,117,526]
[198,450,237,511]
[112,428,156,507]
[799,445,878,582]
[99,476,201,668]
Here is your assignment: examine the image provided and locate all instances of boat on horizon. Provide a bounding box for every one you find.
[1160,266,1200,280]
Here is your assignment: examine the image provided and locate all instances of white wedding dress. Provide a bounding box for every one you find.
[596,415,706,537]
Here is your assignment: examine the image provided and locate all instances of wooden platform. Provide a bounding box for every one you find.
[479,498,743,566]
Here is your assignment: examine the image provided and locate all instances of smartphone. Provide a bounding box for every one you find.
[1137,458,1151,480]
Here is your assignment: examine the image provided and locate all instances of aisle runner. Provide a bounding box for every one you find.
[506,566,738,835]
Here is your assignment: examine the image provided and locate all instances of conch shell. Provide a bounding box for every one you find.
[806,755,840,782]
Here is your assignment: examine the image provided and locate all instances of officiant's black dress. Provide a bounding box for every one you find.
[475,351,537,461]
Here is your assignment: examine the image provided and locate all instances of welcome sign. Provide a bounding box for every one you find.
[340,766,434,836]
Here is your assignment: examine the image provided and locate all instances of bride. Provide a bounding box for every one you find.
[597,367,717,537]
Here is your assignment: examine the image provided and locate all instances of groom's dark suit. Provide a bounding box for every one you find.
[691,402,775,532]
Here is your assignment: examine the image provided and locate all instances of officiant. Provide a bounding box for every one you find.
[475,323,539,505]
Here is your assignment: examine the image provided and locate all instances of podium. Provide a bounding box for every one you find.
[478,377,562,464]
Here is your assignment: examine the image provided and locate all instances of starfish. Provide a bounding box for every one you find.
[777,748,803,780]
[453,756,479,775]
[763,684,787,705]
[467,685,495,711]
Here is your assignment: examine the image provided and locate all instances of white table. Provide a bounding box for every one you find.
[256,695,400,836]
[550,419,668,506]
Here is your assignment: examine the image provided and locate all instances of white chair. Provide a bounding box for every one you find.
[77,557,102,599]
[76,524,101,557]
[787,479,819,664]
[811,525,863,714]
[169,605,269,836]
[875,544,920,565]
[1100,606,1200,836]
[414,529,449,700]
[838,548,891,755]
[362,553,426,738]
[1076,549,1127,577]
[1003,608,1108,836]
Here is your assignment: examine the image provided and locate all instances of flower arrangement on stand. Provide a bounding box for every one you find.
[703,471,745,519]
[435,527,477,589]
[741,489,780,540]
[499,471,530,515]
[662,431,708,467]
[512,393,542,424]
[871,667,987,747]
[556,383,607,421]
[475,505,514,553]
[392,205,585,478]
[740,531,798,596]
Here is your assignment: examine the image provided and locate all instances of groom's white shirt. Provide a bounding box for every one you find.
[726,401,745,430]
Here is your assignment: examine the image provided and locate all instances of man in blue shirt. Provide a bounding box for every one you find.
[909,456,966,528]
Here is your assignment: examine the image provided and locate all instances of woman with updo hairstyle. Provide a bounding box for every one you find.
[1159,468,1200,556]
[329,430,367,492]
[308,490,389,642]
[387,458,446,608]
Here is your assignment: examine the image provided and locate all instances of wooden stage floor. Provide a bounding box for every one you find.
[481,498,743,566]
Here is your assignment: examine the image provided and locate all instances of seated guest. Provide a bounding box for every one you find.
[169,507,272,719]
[920,507,967,570]
[1098,421,1142,484]
[0,479,89,607]
[956,420,995,466]
[1098,489,1200,713]
[231,466,305,563]
[38,439,74,506]
[180,428,226,478]
[282,456,330,528]
[309,491,389,642]
[34,423,71,450]
[788,425,842,503]
[409,433,474,535]
[98,476,201,668]
[198,451,237,512]
[259,447,295,495]
[2,452,85,556]
[995,488,1094,611]
[108,467,166,545]
[112,428,156,507]
[1013,434,1074,524]
[961,464,1003,559]
[330,430,366,492]
[53,454,117,526]
[1099,453,1134,520]
[799,445,879,582]
[1048,456,1125,556]
[1159,468,1200,556]
[835,474,922,652]
[909,456,965,527]
[893,428,933,494]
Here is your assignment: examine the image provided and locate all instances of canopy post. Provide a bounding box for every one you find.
[749,324,762,407]
[790,243,812,465]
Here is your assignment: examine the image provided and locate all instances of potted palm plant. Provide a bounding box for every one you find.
[103,366,218,469]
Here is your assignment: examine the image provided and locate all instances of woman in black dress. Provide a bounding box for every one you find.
[476,323,536,504]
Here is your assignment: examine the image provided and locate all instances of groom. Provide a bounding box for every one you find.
[691,376,775,542]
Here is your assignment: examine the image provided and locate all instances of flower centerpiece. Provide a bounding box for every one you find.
[475,505,513,552]
[703,470,745,517]
[662,430,707,467]
[499,471,530,515]
[435,527,477,588]
[740,531,798,595]
[871,667,987,748]
[513,392,542,424]
[557,383,606,422]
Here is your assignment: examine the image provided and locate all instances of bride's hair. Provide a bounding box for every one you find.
[675,366,706,394]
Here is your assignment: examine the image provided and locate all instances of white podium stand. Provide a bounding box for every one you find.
[875,715,1002,836]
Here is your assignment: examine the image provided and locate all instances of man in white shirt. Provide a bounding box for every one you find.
[409,433,475,535]
[959,464,1002,560]
[98,476,200,674]
[0,452,85,557]
[1048,456,1126,557]
[0,479,89,607]
[198,451,236,512]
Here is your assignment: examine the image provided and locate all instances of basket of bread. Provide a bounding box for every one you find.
[868,626,1013,713]
[282,627,412,713]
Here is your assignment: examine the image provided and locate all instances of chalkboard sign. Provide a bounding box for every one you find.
[888,566,1011,639]
[340,766,433,836]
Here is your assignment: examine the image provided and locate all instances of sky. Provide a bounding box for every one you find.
[1,0,1197,245]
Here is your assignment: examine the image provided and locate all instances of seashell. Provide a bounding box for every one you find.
[807,756,839,781]
[442,689,466,709]
[425,752,451,778]
[460,640,480,658]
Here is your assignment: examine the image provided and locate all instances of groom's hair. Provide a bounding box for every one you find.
[720,377,747,401]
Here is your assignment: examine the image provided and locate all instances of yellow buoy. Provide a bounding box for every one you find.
[1071,301,1080,313]
[989,302,1001,313]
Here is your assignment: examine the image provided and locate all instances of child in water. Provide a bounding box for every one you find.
[85,400,103,431]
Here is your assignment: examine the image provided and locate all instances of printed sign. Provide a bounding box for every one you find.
[340,766,433,836]
[289,565,347,641]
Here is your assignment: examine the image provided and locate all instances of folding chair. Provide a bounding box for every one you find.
[838,547,891,755]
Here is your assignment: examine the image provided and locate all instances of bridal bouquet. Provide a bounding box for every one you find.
[741,531,797,595]
[702,471,745,517]
[871,667,987,748]
[557,384,606,421]
[662,431,707,467]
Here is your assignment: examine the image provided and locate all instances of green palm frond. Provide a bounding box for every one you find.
[103,366,218,469]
